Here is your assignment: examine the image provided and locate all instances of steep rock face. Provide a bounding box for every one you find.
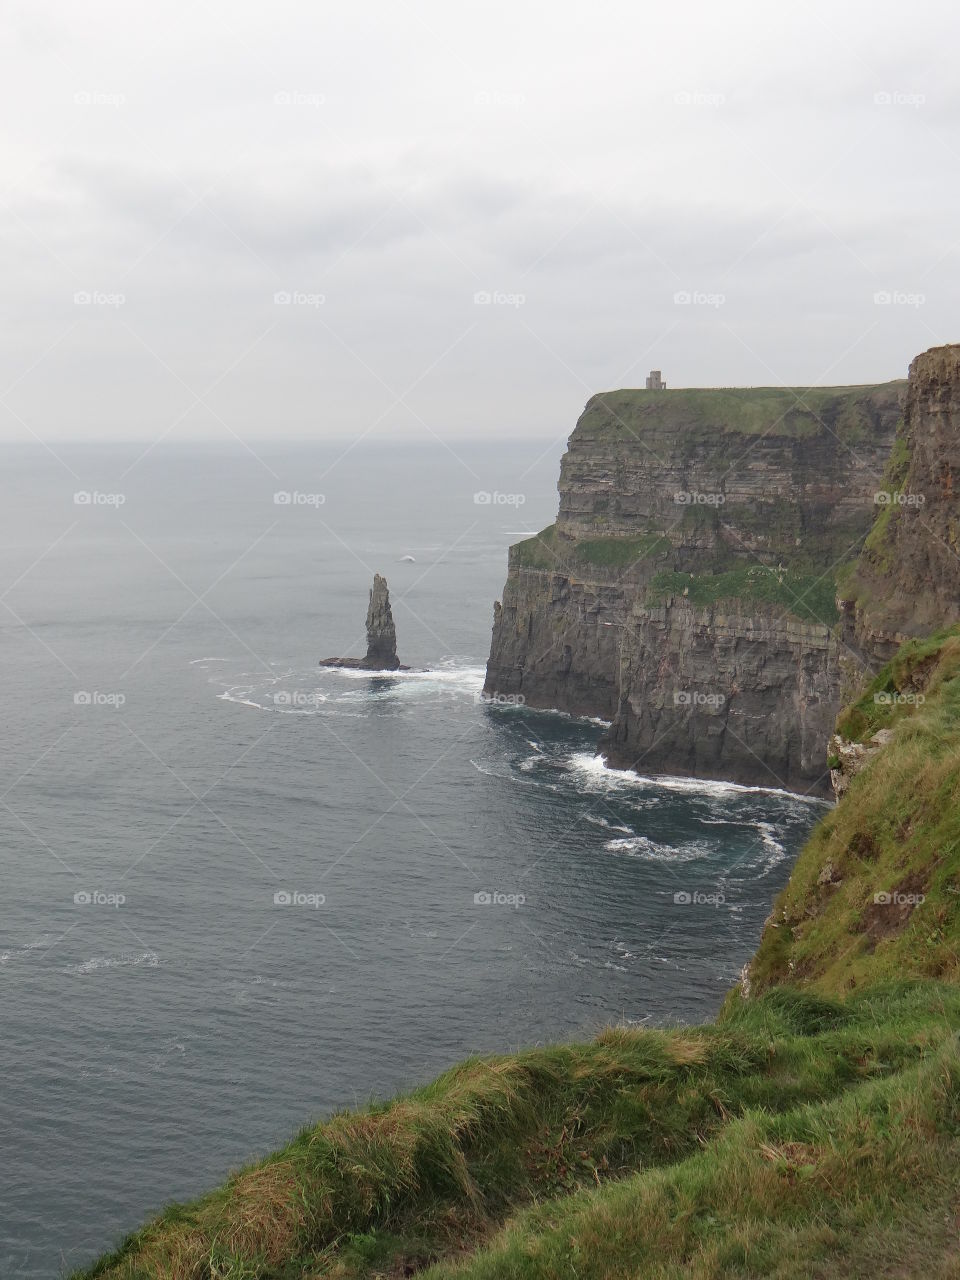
[603,598,839,792]
[554,384,901,562]
[365,573,400,668]
[485,381,904,795]
[844,344,960,664]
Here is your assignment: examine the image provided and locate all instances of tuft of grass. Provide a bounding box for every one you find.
[418,1035,960,1280]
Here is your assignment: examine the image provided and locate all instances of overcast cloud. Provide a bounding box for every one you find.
[2,0,958,443]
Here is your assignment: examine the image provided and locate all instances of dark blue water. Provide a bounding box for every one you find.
[0,442,824,1276]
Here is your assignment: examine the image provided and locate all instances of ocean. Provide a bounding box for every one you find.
[0,440,824,1275]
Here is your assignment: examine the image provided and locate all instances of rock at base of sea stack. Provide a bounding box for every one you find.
[319,574,407,671]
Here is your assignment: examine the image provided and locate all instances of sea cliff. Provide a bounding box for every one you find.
[484,379,911,793]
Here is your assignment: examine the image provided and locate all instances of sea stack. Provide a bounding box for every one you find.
[320,574,405,671]
[363,573,400,669]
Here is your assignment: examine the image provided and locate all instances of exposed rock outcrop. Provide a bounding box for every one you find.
[828,728,894,800]
[484,380,905,794]
[320,574,406,671]
[843,344,960,665]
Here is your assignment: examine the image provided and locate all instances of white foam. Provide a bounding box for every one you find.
[469,758,555,791]
[325,663,486,692]
[583,814,633,834]
[217,688,270,710]
[189,657,232,664]
[513,706,612,728]
[67,951,160,975]
[757,821,786,855]
[603,835,709,862]
[1,935,59,963]
[568,751,820,802]
[740,822,789,875]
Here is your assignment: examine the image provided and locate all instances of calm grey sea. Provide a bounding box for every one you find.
[0,441,824,1276]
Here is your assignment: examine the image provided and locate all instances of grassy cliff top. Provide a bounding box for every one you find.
[576,381,904,443]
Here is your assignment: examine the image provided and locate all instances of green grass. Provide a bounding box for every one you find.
[834,626,960,743]
[578,382,904,443]
[509,525,670,575]
[510,531,849,622]
[420,1035,960,1280]
[68,985,960,1279]
[646,565,841,626]
[509,524,563,570]
[574,533,669,568]
[747,626,960,997]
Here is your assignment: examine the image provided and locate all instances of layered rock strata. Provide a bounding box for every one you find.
[484,380,906,794]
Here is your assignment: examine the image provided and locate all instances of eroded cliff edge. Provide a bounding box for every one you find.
[483,378,910,795]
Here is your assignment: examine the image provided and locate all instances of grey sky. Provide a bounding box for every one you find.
[2,0,958,442]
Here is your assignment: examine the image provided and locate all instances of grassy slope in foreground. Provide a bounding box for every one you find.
[74,630,960,1280]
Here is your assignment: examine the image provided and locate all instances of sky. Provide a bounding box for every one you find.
[1,0,958,443]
